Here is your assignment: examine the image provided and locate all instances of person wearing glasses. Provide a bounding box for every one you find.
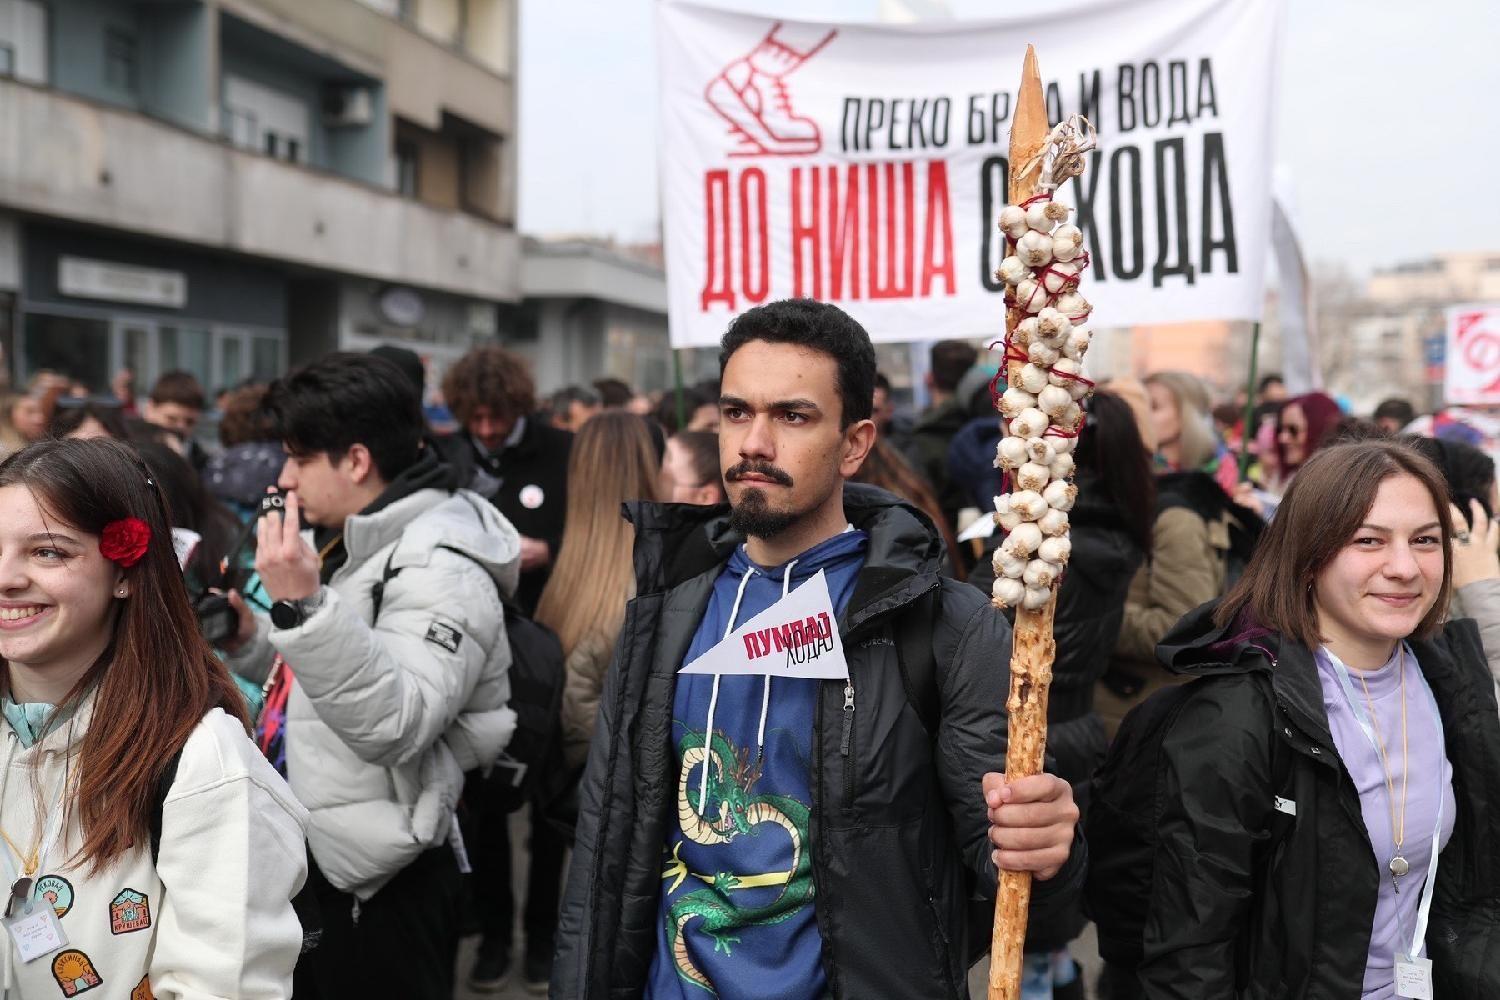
[1270,391,1343,495]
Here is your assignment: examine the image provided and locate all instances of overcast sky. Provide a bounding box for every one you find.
[516,0,1500,276]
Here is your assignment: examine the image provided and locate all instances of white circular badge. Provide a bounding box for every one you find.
[519,485,545,510]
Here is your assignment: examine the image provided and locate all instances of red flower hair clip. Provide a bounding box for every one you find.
[100,517,152,568]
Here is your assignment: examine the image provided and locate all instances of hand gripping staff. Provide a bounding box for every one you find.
[986,46,1097,1000]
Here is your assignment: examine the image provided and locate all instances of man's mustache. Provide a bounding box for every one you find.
[724,461,794,488]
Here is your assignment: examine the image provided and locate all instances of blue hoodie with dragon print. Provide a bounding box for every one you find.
[646,527,869,1000]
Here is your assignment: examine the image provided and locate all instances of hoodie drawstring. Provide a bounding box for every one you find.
[754,559,798,763]
[700,564,757,813]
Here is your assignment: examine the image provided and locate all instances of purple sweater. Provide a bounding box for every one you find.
[1314,644,1456,999]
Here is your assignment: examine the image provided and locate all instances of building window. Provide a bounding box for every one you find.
[104,28,138,94]
[223,74,311,166]
[0,0,48,84]
[396,140,420,197]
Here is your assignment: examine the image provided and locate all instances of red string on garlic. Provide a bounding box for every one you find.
[989,116,1097,612]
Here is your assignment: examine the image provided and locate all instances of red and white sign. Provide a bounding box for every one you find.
[657,0,1282,347]
[679,570,849,680]
[1445,305,1500,406]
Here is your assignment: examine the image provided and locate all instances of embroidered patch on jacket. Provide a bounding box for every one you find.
[425,621,463,653]
[33,874,74,918]
[51,949,103,996]
[130,976,154,1000]
[109,889,151,934]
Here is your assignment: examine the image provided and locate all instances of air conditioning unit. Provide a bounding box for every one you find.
[323,86,373,127]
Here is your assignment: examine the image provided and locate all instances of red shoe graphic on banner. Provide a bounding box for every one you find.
[704,22,836,157]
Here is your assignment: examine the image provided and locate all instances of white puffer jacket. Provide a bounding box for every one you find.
[229,488,519,900]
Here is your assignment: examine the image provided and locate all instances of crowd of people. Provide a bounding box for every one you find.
[0,299,1498,999]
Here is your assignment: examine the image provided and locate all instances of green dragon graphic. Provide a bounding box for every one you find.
[661,729,814,994]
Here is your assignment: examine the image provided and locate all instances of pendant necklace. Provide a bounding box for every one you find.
[1358,646,1410,892]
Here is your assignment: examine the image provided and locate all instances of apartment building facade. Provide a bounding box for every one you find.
[0,0,518,400]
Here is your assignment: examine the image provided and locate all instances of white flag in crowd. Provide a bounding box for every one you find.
[657,0,1282,347]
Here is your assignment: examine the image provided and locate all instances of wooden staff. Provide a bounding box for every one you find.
[988,45,1058,1000]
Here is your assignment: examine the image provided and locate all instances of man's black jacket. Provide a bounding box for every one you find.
[553,483,1086,998]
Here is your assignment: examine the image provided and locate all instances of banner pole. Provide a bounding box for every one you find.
[1237,322,1262,480]
[673,348,687,430]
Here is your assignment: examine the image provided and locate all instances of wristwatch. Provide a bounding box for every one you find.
[270,589,326,630]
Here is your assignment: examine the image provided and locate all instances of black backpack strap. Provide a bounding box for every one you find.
[371,542,500,624]
[892,585,942,737]
[149,748,184,866]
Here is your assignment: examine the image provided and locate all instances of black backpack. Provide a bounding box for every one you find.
[373,543,566,814]
[1083,676,1291,969]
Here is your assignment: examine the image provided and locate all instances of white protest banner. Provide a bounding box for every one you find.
[680,569,849,680]
[1445,305,1500,406]
[657,0,1281,347]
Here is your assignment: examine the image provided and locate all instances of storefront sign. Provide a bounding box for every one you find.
[57,256,186,309]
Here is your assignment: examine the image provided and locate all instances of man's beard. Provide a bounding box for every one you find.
[729,487,801,539]
[725,460,801,539]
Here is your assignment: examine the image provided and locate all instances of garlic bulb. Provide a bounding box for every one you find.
[1050,433,1078,455]
[1062,326,1092,362]
[999,387,1036,419]
[1044,201,1071,223]
[993,497,1024,532]
[999,205,1028,239]
[997,255,1027,286]
[1009,407,1048,440]
[1060,401,1083,431]
[1024,202,1053,233]
[1043,480,1077,512]
[1016,231,1053,268]
[1028,341,1061,367]
[1014,279,1046,313]
[1017,364,1050,395]
[1038,507,1069,537]
[1039,535,1073,565]
[1052,224,1084,262]
[1016,462,1050,493]
[1047,451,1075,481]
[1056,291,1090,318]
[1008,490,1047,521]
[1024,559,1059,589]
[1022,586,1053,610]
[1026,437,1056,464]
[1036,308,1071,345]
[992,577,1026,608]
[1041,260,1081,295]
[1014,317,1040,346]
[994,548,1027,580]
[1002,522,1043,558]
[1049,358,1083,388]
[996,434,1029,468]
[1037,384,1073,419]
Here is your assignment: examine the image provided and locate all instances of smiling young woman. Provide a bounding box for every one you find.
[1090,439,1500,999]
[0,438,307,997]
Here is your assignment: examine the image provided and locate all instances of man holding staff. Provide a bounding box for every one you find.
[554,298,1082,998]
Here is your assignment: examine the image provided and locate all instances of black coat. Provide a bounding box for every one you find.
[437,418,571,614]
[1118,603,1500,999]
[553,484,1086,999]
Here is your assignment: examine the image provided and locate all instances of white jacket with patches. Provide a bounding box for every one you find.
[229,487,519,900]
[0,701,309,999]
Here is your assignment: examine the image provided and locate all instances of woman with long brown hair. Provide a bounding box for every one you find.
[852,438,962,571]
[535,411,661,767]
[0,438,306,997]
[1088,440,1500,998]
